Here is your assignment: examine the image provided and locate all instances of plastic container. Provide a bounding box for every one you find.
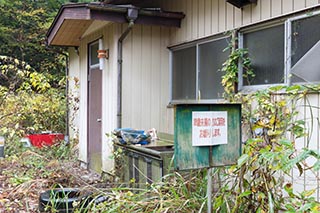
[26,133,64,148]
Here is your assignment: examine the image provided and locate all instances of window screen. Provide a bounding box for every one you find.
[243,24,285,85]
[291,14,320,83]
[90,42,99,66]
[172,46,196,100]
[198,39,229,99]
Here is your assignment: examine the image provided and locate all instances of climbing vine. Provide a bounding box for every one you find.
[217,31,320,212]
[221,33,255,101]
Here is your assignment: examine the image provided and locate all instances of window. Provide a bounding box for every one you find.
[171,37,229,102]
[241,24,285,86]
[239,11,320,90]
[89,41,99,67]
[172,46,196,100]
[289,13,320,83]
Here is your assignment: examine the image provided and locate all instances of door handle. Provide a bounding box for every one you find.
[97,118,102,122]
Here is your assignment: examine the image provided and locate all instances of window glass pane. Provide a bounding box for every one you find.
[90,42,99,66]
[172,46,196,100]
[291,14,320,83]
[243,24,284,85]
[198,38,229,99]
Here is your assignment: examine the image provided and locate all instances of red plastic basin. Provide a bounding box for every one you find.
[26,133,64,148]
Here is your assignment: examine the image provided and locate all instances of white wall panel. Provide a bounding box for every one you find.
[101,24,119,172]
[271,0,282,16]
[294,0,306,10]
[159,0,320,46]
[141,26,152,130]
[261,0,272,20]
[218,0,227,32]
[252,0,261,23]
[242,4,252,25]
[150,26,161,130]
[67,47,80,142]
[307,0,319,7]
[121,25,172,133]
[192,0,199,39]
[159,27,174,134]
[199,0,206,38]
[226,3,234,29]
[205,0,212,36]
[282,0,294,14]
[122,23,133,129]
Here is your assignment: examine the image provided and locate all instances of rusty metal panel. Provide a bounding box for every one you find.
[210,104,242,167]
[174,103,241,171]
[174,105,211,170]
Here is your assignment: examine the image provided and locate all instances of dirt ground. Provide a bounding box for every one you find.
[0,151,105,213]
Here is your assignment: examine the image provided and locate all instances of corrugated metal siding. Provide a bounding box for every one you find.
[119,0,320,137]
[68,47,80,142]
[101,24,119,172]
[157,0,320,45]
[121,24,174,134]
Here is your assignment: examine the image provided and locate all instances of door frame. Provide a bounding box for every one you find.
[87,40,102,172]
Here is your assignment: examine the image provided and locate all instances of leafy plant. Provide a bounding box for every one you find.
[84,171,207,213]
[218,38,320,212]
[221,33,255,101]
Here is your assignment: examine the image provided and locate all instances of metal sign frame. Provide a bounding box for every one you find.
[174,103,242,171]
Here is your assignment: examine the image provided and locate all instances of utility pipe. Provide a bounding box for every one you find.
[117,9,137,128]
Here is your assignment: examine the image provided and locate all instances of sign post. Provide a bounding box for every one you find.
[174,103,242,212]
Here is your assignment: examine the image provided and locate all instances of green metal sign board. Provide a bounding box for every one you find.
[174,103,241,171]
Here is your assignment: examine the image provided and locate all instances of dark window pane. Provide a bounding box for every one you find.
[198,38,229,99]
[90,42,99,66]
[243,24,284,85]
[291,14,320,83]
[172,46,196,100]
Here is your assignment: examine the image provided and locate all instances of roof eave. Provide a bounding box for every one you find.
[46,3,185,47]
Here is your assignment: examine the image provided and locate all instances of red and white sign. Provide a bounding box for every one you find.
[192,111,228,146]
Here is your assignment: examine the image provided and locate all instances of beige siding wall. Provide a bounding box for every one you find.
[157,0,320,45]
[101,24,119,172]
[120,0,320,135]
[67,48,80,142]
[121,24,174,134]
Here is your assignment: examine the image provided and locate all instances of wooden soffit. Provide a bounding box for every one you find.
[46,3,185,47]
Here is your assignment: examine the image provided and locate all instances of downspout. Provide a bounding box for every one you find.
[117,8,138,128]
[64,53,70,144]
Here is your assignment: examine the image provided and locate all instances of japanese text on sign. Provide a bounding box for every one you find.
[192,111,228,146]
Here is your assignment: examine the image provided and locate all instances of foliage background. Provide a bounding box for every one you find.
[0,0,92,153]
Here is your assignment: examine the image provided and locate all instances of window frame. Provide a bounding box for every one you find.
[89,40,100,69]
[285,10,320,85]
[170,35,230,104]
[170,10,320,102]
[238,22,287,92]
[238,10,320,92]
